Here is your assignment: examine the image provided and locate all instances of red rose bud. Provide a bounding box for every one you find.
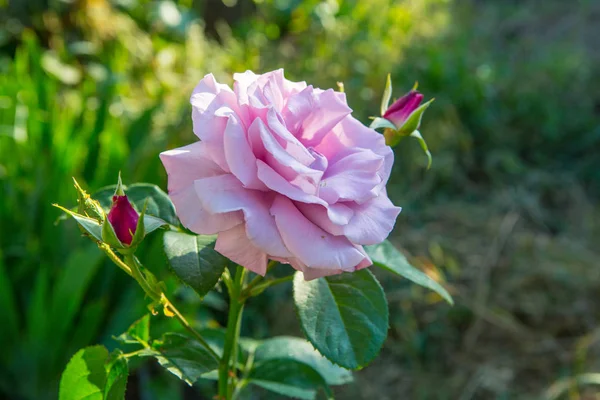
[107,195,139,245]
[383,89,424,129]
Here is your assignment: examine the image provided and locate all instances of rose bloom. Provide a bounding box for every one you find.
[160,70,401,279]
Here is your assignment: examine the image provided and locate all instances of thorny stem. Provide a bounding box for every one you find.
[98,243,132,276]
[100,243,219,361]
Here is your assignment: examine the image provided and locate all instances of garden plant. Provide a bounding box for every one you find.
[54,70,452,399]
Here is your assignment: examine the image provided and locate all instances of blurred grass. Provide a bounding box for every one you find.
[0,0,599,399]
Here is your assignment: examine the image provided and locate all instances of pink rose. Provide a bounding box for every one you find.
[160,70,401,279]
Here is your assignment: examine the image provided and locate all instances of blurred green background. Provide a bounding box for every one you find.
[1,0,599,398]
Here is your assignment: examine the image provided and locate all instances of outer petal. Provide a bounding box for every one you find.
[160,142,224,192]
[165,184,243,234]
[234,69,307,108]
[194,174,291,258]
[288,249,372,281]
[270,196,365,270]
[191,74,247,171]
[190,73,232,112]
[343,190,402,245]
[159,142,243,234]
[215,224,268,275]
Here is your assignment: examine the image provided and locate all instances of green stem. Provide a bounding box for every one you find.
[102,248,219,360]
[218,266,247,400]
[163,299,220,361]
[232,349,255,400]
[125,254,160,301]
[98,243,132,276]
[240,275,294,300]
[242,260,278,295]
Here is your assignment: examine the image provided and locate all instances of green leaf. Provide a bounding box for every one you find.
[54,205,103,241]
[380,73,393,116]
[410,130,433,170]
[163,231,227,297]
[115,314,150,345]
[148,333,219,386]
[93,183,178,225]
[293,269,389,370]
[248,359,332,400]
[59,345,108,400]
[254,336,352,386]
[104,350,128,400]
[369,117,397,131]
[143,215,169,235]
[365,240,453,304]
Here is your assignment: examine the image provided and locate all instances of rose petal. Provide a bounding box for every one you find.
[288,249,372,281]
[194,174,291,258]
[319,150,384,204]
[294,203,345,236]
[223,115,268,191]
[256,160,327,206]
[343,190,402,245]
[160,142,223,192]
[282,86,352,147]
[270,196,366,270]
[266,109,314,165]
[160,143,244,234]
[168,185,243,234]
[255,118,323,194]
[316,115,394,197]
[190,73,233,112]
[215,224,268,275]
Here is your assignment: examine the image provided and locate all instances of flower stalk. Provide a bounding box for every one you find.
[218,265,247,399]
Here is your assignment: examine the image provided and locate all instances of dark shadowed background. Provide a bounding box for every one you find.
[0,0,599,399]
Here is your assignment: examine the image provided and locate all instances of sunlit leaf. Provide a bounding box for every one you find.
[53,205,103,242]
[115,314,150,345]
[59,346,108,400]
[365,240,453,304]
[104,350,128,400]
